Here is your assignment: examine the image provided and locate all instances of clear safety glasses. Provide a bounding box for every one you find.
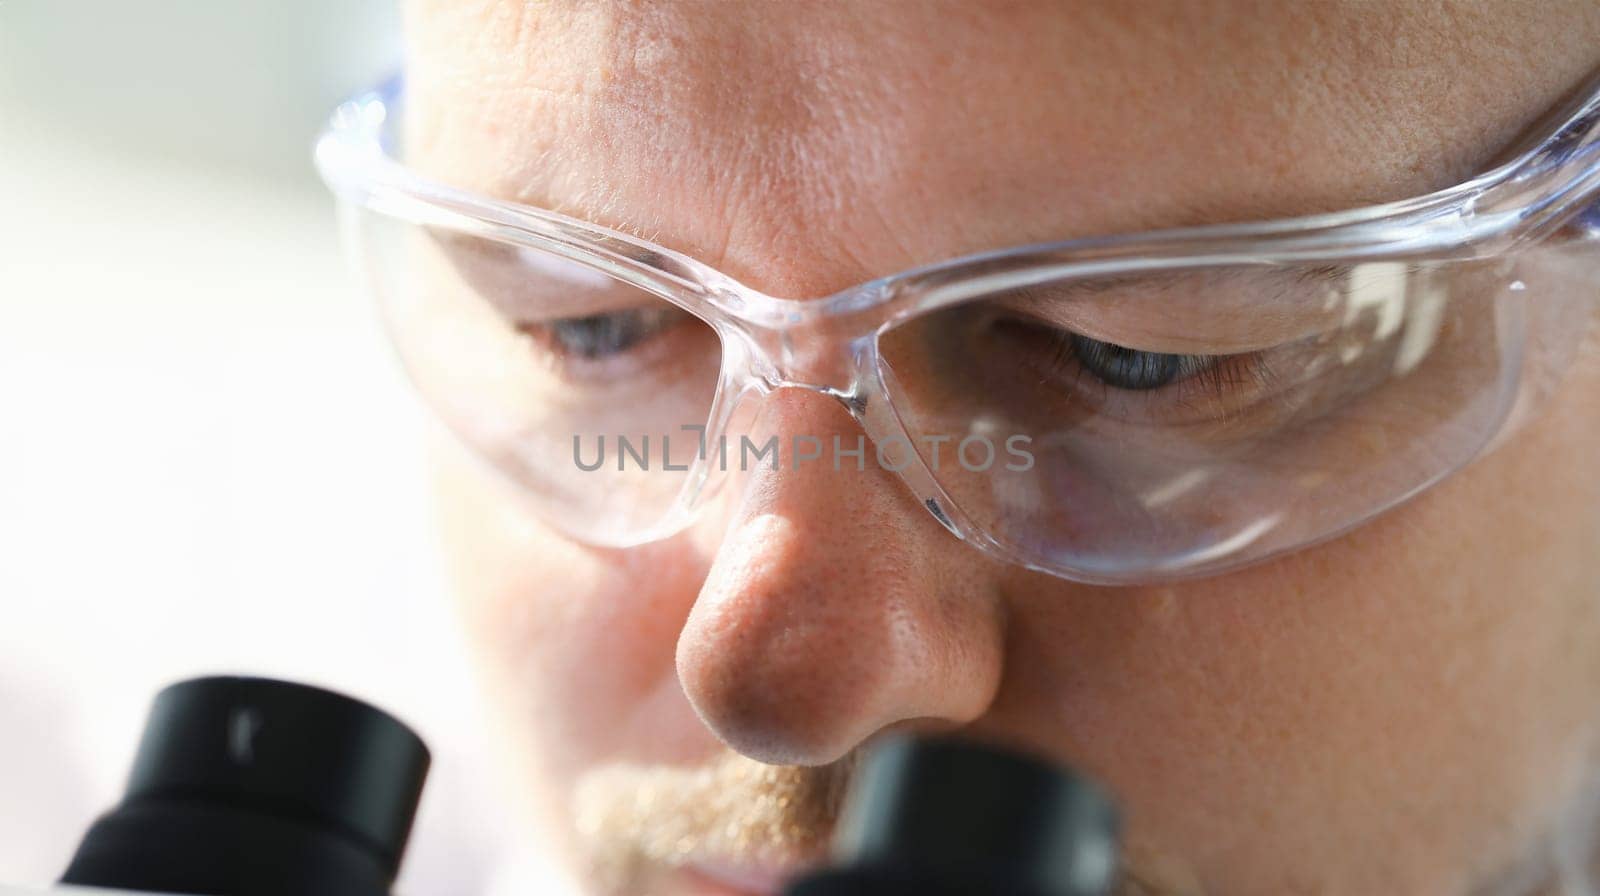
[316,75,1600,585]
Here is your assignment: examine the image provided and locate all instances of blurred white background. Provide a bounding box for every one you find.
[0,3,548,893]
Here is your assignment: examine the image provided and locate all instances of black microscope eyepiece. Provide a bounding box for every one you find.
[61,676,430,896]
[784,735,1120,896]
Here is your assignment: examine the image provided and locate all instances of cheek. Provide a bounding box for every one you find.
[988,360,1600,891]
[430,441,717,780]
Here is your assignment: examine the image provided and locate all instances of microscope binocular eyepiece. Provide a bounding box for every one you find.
[54,679,1118,896]
[60,676,430,896]
[784,735,1120,896]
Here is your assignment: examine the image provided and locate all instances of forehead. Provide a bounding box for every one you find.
[404,1,1599,296]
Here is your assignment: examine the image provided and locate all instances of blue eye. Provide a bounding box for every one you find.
[535,306,684,360]
[1071,334,1209,391]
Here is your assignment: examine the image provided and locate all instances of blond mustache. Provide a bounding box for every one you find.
[573,748,860,892]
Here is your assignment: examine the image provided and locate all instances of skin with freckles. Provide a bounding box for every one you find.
[404,2,1600,894]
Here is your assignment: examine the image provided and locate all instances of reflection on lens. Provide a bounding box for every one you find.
[359,213,724,541]
[876,258,1565,579]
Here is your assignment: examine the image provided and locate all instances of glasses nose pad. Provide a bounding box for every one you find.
[680,372,871,529]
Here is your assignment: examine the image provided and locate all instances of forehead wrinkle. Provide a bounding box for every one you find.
[411,2,877,276]
[407,1,1600,299]
[589,9,929,294]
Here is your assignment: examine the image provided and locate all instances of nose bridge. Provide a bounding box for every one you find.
[674,366,1008,766]
[719,276,894,402]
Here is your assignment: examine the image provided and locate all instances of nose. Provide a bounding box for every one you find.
[675,388,1008,766]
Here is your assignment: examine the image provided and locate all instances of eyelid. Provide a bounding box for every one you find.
[993,267,1348,354]
[429,229,663,323]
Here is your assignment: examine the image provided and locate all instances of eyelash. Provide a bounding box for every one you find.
[511,305,710,386]
[521,307,683,361]
[516,305,1288,428]
[1006,318,1285,423]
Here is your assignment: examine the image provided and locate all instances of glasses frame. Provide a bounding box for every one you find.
[316,74,1600,584]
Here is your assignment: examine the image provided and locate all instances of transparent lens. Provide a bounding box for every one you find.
[878,253,1589,579]
[352,209,724,541]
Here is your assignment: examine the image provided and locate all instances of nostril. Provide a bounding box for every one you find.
[677,639,885,767]
[676,515,885,765]
[675,488,1007,767]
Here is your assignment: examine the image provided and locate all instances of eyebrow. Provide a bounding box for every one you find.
[436,217,1359,353]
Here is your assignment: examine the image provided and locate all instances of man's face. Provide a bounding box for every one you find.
[404,3,1600,894]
